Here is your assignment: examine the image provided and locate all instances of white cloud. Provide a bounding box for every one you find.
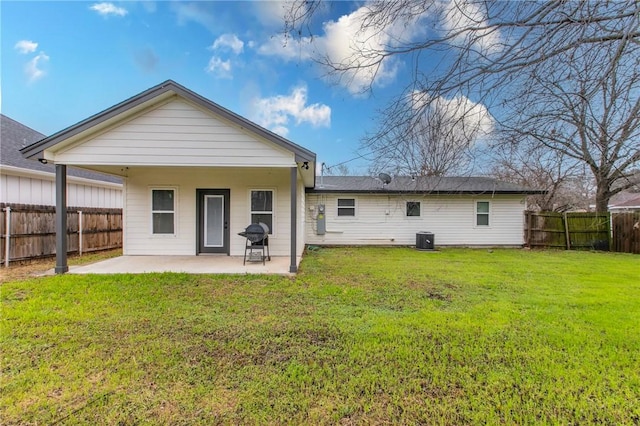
[412,91,494,143]
[253,1,289,28]
[318,8,401,94]
[271,125,290,138]
[251,85,331,137]
[171,2,216,32]
[15,40,38,54]
[205,56,232,78]
[257,35,313,61]
[440,0,502,56]
[257,5,427,95]
[25,52,50,83]
[256,1,501,95]
[211,34,244,55]
[90,2,128,17]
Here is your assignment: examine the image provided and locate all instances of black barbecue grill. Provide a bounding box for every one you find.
[238,222,270,265]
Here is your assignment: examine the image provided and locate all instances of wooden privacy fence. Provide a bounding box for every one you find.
[1,203,122,265]
[611,212,640,254]
[525,211,640,254]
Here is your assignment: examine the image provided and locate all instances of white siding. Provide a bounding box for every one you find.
[123,167,301,256]
[305,193,526,246]
[53,99,296,167]
[1,172,122,208]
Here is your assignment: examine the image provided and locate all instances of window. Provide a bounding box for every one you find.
[151,189,175,234]
[337,198,355,216]
[251,190,274,234]
[406,201,421,217]
[476,201,490,226]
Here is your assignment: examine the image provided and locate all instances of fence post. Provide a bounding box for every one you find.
[563,212,571,250]
[526,211,532,247]
[609,212,614,251]
[4,206,10,267]
[78,211,83,256]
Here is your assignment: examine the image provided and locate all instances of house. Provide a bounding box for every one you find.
[21,80,315,273]
[20,80,541,274]
[1,114,123,208]
[306,176,542,246]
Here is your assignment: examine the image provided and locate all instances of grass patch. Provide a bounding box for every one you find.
[2,248,639,424]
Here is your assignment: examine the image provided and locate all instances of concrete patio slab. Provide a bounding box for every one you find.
[67,255,299,275]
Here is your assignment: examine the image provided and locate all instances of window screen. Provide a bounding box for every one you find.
[337,198,356,216]
[251,190,273,233]
[406,201,421,217]
[476,201,490,226]
[152,189,175,234]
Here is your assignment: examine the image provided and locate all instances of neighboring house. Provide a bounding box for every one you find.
[20,80,542,273]
[1,114,123,208]
[608,191,640,212]
[306,176,541,246]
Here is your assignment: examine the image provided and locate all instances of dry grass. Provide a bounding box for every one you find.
[0,249,122,283]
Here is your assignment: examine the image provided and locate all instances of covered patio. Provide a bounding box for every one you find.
[20,81,316,275]
[66,255,299,275]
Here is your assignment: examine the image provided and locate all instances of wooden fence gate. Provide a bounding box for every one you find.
[1,204,123,265]
[525,211,640,254]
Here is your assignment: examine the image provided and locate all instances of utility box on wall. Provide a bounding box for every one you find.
[316,204,326,235]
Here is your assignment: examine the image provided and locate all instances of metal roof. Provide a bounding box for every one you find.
[20,80,316,164]
[307,175,545,195]
[1,114,122,184]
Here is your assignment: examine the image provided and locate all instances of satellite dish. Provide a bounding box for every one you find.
[378,173,392,185]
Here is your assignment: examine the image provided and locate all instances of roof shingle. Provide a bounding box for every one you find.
[308,175,544,194]
[1,114,122,184]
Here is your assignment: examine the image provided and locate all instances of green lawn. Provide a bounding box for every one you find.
[2,248,639,424]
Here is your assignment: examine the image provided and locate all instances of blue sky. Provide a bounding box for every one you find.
[1,1,426,173]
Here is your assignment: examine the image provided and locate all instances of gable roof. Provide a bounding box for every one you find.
[308,176,545,195]
[609,192,640,209]
[20,80,316,164]
[1,114,121,184]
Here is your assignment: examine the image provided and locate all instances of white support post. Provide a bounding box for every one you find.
[78,211,83,256]
[289,167,298,273]
[4,206,10,268]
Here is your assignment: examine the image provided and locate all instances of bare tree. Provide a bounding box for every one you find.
[365,94,491,176]
[490,137,591,211]
[283,1,640,211]
[324,163,352,176]
[502,32,640,212]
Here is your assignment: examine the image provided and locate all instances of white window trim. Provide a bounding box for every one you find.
[475,200,491,227]
[249,188,276,236]
[336,197,357,219]
[406,200,421,218]
[150,187,178,237]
